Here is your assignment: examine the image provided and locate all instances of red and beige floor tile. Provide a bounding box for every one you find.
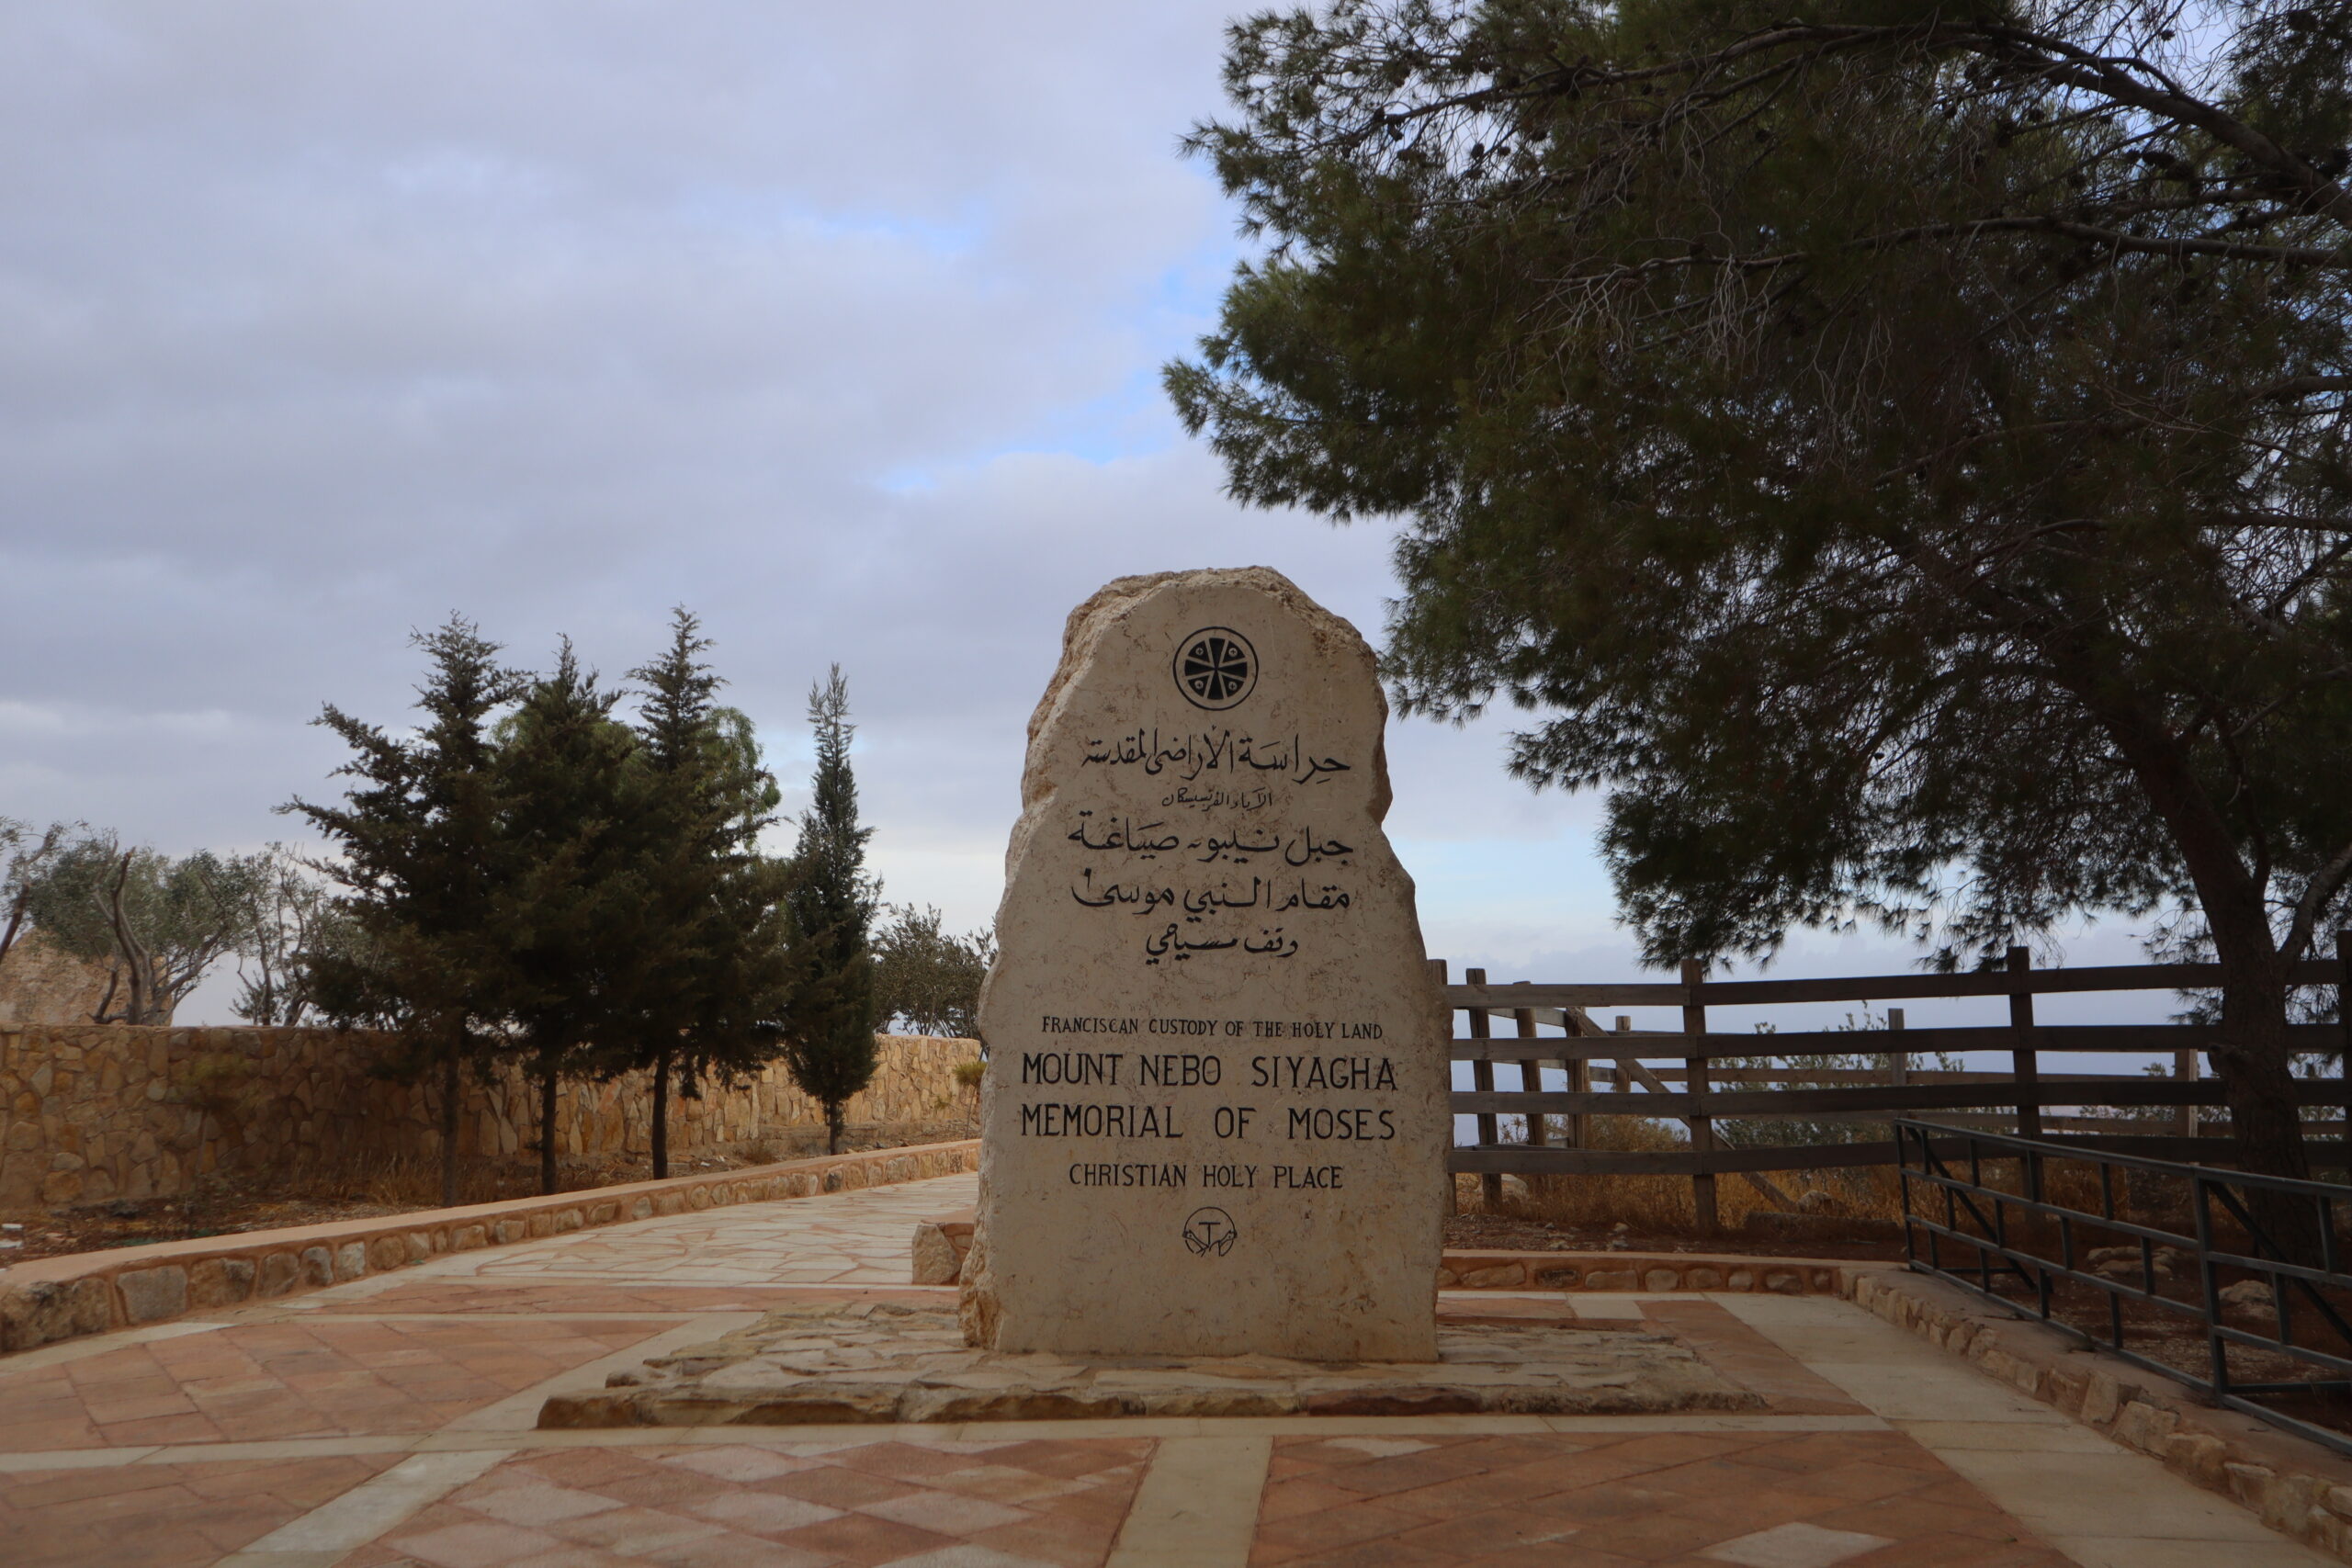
[0,1173,2331,1567]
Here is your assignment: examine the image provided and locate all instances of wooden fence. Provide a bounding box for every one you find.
[1438,946,2352,1230]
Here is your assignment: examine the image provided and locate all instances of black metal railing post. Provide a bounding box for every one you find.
[1898,1118,2352,1456]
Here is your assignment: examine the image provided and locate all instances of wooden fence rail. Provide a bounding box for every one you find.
[1444,958,2340,1011]
[1435,943,2352,1229]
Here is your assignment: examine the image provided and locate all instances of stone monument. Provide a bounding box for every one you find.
[959,568,1447,1359]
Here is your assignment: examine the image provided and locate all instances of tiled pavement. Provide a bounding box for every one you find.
[343,1437,1151,1568]
[1251,1429,2066,1568]
[0,1170,2333,1567]
[391,1177,982,1291]
[0,1320,669,1451]
[2,1456,404,1568]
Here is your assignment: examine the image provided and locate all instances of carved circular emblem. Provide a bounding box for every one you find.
[1173,626,1257,711]
[1182,1206,1238,1258]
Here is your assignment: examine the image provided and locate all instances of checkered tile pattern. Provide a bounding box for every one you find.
[347,1437,1151,1568]
[0,1318,665,1450]
[0,1454,400,1568]
[1251,1431,2074,1568]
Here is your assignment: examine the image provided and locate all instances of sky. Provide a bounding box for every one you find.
[0,2,2177,1037]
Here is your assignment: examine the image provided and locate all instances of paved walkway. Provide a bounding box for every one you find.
[0,1172,2327,1568]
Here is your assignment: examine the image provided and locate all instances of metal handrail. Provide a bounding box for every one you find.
[1895,1118,2352,1456]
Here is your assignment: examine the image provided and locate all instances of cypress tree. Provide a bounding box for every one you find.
[625,610,788,1177]
[290,617,524,1207]
[494,641,650,1195]
[781,666,879,1154]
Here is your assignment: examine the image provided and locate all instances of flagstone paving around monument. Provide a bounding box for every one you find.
[0,1171,2330,1567]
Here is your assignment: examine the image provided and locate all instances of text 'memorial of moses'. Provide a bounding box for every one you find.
[959,568,1445,1359]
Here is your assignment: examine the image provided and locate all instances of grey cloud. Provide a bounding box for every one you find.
[2,2,1621,1023]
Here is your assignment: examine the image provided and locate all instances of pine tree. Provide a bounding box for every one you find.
[1170,0,2352,1190]
[782,665,879,1154]
[494,641,651,1195]
[623,610,790,1178]
[289,617,525,1207]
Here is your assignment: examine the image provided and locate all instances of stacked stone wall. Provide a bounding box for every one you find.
[0,1025,979,1212]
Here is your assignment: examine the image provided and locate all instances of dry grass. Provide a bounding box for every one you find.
[1474,1122,2313,1249]
[336,1153,622,1208]
[1454,1117,1902,1233]
[1450,1116,2132,1236]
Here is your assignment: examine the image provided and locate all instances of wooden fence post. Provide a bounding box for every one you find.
[2176,1045,2199,1141]
[1680,958,1718,1235]
[1431,958,1455,1213]
[1512,985,1544,1154]
[1465,967,1503,1211]
[1566,1018,1589,1150]
[2336,931,2351,1173]
[1613,1017,1632,1097]
[1888,1007,1907,1088]
[2008,945,2042,1201]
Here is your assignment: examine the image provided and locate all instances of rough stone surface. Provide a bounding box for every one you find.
[0,931,113,1027]
[115,1265,188,1325]
[187,1256,254,1307]
[257,1251,299,1297]
[0,1277,114,1350]
[910,1220,963,1285]
[963,569,1448,1360]
[543,1300,1758,1428]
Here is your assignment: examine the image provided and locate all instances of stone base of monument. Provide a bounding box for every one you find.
[537,1301,1764,1428]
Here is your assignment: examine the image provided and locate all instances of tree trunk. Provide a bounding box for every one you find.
[2219,984,2310,1181]
[0,886,28,970]
[538,1053,560,1196]
[439,1051,461,1209]
[103,850,154,1026]
[2213,937,2321,1261]
[826,1100,843,1156]
[651,1041,673,1180]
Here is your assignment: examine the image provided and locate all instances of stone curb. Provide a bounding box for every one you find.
[539,1299,1769,1428]
[1437,1250,1844,1294]
[0,1139,980,1356]
[912,1214,1849,1296]
[1843,1263,2352,1563]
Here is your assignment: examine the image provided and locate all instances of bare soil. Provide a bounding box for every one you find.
[1442,1211,1908,1262]
[0,1122,971,1267]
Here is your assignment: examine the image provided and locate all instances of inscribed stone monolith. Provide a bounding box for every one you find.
[958,568,1446,1360]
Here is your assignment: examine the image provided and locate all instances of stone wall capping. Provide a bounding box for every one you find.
[1842,1261,2352,1562]
[0,1138,978,1356]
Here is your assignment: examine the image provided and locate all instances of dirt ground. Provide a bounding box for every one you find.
[0,1123,968,1266]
